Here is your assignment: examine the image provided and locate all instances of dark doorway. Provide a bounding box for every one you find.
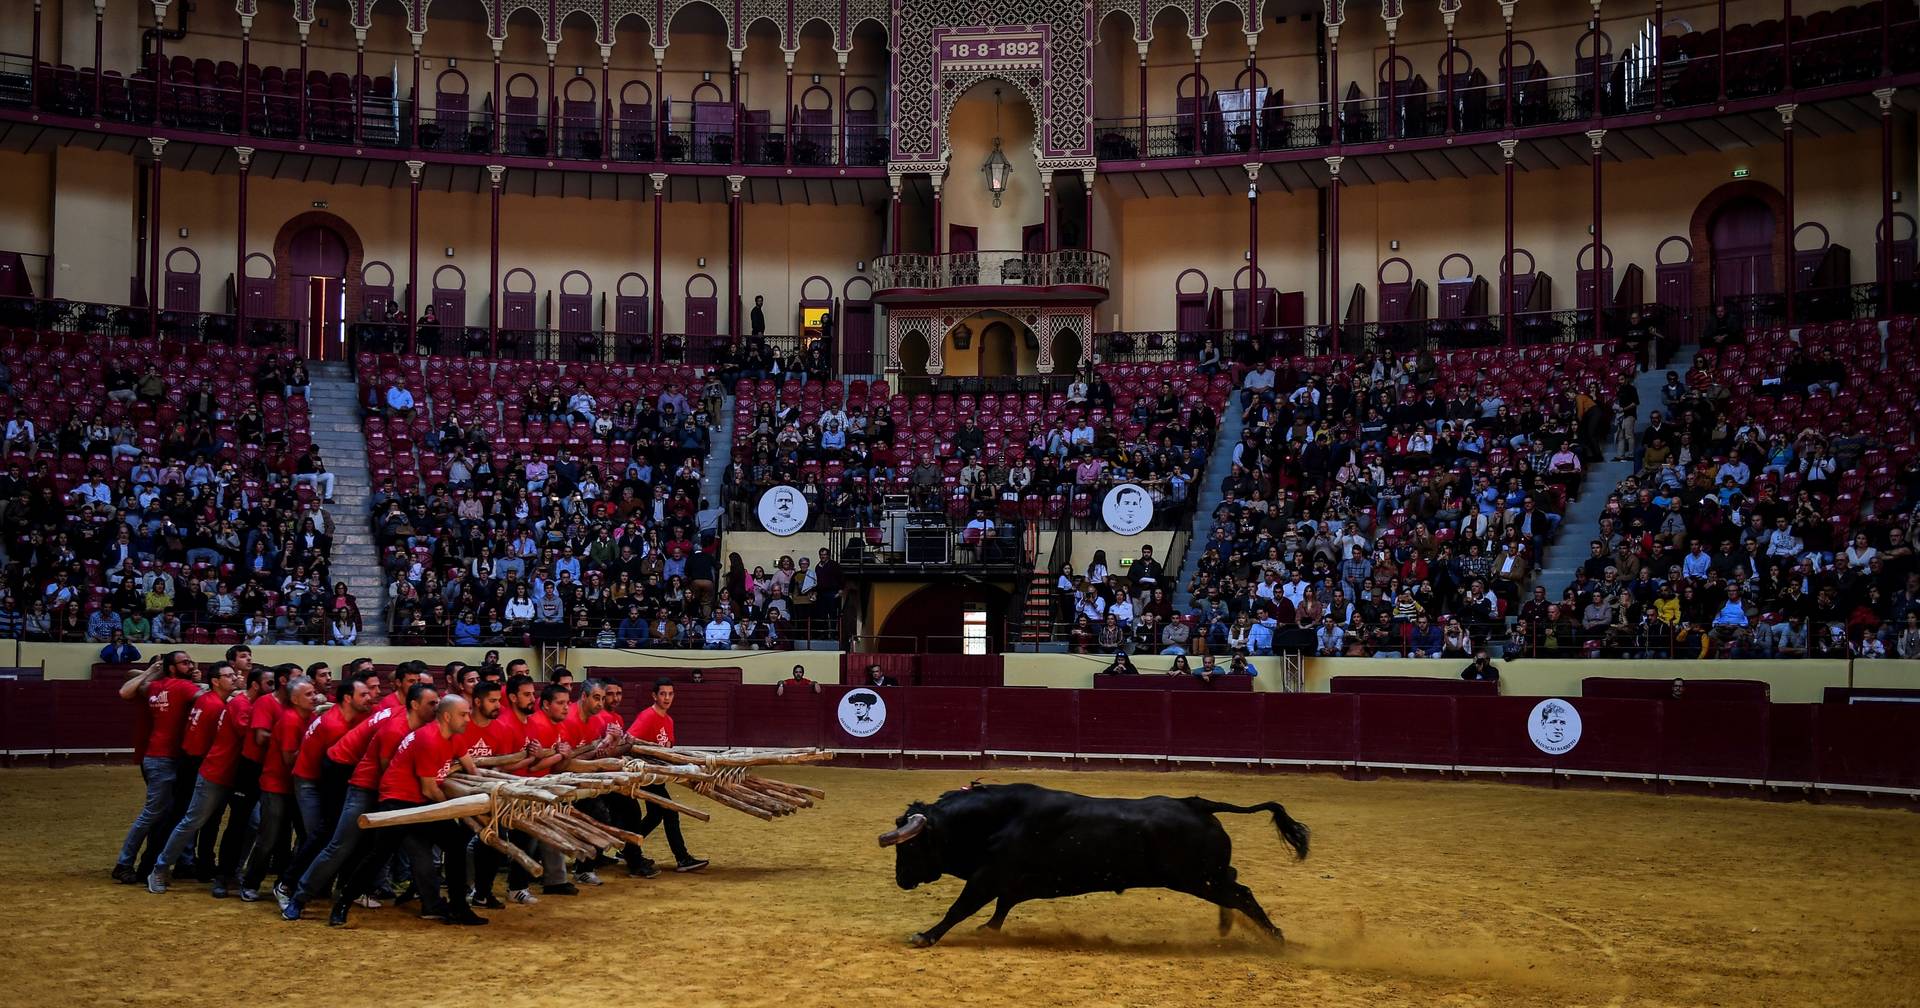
[1709,197,1776,300]
[979,320,1018,377]
[288,224,350,358]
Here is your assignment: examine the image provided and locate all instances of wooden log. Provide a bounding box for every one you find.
[685,785,775,821]
[747,775,826,799]
[358,793,493,828]
[621,784,714,822]
[462,816,545,879]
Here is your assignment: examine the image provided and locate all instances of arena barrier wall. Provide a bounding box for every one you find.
[10,679,1918,799]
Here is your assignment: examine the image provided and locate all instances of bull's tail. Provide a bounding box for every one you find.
[1189,799,1310,860]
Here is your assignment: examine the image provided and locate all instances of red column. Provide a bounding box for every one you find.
[298,32,310,138]
[783,52,795,167]
[410,37,422,147]
[354,37,366,143]
[492,50,503,154]
[147,139,166,341]
[1042,174,1054,252]
[1880,88,1896,317]
[1589,129,1605,344]
[1326,155,1342,351]
[836,50,848,165]
[601,51,611,156]
[1246,163,1259,338]
[239,19,253,136]
[407,160,422,354]
[1384,24,1397,138]
[1327,28,1341,145]
[1780,104,1796,327]
[1652,0,1664,110]
[1782,0,1794,91]
[1716,0,1727,101]
[547,50,558,146]
[93,5,104,114]
[930,175,943,255]
[1500,139,1517,346]
[1190,43,1203,155]
[888,175,903,251]
[1082,169,1095,250]
[489,165,504,356]
[28,0,40,111]
[236,147,252,344]
[730,52,742,165]
[1443,23,1457,134]
[654,50,666,165]
[1501,13,1513,128]
[728,175,744,336]
[1136,42,1148,153]
[651,172,666,355]
[1589,7,1603,120]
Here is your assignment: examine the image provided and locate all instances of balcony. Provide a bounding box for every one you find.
[871,249,1111,304]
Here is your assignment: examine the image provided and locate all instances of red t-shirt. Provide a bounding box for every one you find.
[629,707,675,748]
[349,714,414,790]
[379,725,459,803]
[181,691,227,758]
[258,706,310,795]
[143,678,201,758]
[588,709,624,740]
[558,711,605,747]
[469,715,528,761]
[526,711,565,750]
[244,692,283,762]
[293,705,362,781]
[198,704,249,787]
[326,705,397,767]
[378,690,405,713]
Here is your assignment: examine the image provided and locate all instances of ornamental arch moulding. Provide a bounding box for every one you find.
[1093,0,1141,44]
[938,73,1048,165]
[496,1,552,39]
[351,0,416,31]
[607,0,652,45]
[420,0,497,34]
[659,0,733,47]
[552,0,606,42]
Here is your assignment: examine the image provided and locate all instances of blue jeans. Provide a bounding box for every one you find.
[295,787,374,903]
[117,756,178,868]
[155,775,231,870]
[288,779,330,885]
[240,791,292,890]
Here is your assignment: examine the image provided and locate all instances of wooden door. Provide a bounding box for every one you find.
[684,296,717,336]
[840,300,874,374]
[1709,198,1777,299]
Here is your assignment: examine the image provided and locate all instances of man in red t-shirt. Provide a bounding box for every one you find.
[204,664,278,891]
[630,678,708,873]
[237,674,320,901]
[283,673,375,893]
[145,660,240,892]
[340,694,484,926]
[465,679,538,907]
[115,652,203,884]
[285,681,438,922]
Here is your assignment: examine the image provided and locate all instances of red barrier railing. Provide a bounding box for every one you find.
[7,680,1918,797]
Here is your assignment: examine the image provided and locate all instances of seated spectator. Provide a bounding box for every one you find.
[99,631,141,663]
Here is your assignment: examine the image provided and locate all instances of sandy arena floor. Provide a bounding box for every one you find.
[2,764,1916,1008]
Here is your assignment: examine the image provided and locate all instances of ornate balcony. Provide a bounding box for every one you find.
[871,249,1111,304]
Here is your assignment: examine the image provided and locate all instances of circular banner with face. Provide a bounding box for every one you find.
[1101,482,1154,536]
[1526,698,1583,755]
[757,485,810,536]
[837,690,888,738]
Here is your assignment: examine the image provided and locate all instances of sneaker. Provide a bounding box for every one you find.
[471,891,505,910]
[147,866,172,894]
[281,899,305,922]
[417,904,450,922]
[238,888,263,902]
[353,895,383,910]
[327,902,350,927]
[627,860,660,879]
[508,889,540,905]
[674,857,710,873]
[209,877,229,899]
[573,870,604,886]
[111,864,136,885]
[371,884,398,900]
[541,882,580,896]
[272,881,291,905]
[444,907,489,926]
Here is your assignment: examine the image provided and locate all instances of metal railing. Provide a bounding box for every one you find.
[872,249,1112,291]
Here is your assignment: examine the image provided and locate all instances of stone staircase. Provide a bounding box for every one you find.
[1171,390,1248,614]
[305,360,387,643]
[700,391,736,514]
[1531,345,1700,599]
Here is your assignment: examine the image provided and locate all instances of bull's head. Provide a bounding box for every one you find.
[879,806,940,890]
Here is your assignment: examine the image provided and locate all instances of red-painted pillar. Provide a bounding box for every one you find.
[493,49,504,154]
[1326,155,1342,352]
[1246,163,1259,338]
[930,174,944,255]
[836,50,849,165]
[1589,129,1606,345]
[651,172,666,357]
[888,174,903,252]
[93,5,105,114]
[1716,0,1728,101]
[783,51,795,168]
[410,36,422,147]
[1384,24,1398,138]
[1501,13,1513,128]
[1081,169,1095,250]
[239,19,253,136]
[236,147,252,344]
[1042,173,1054,253]
[489,165,504,356]
[1780,104,1797,327]
[147,138,166,341]
[601,50,612,156]
[29,0,41,111]
[298,32,310,138]
[654,50,666,164]
[1880,88,1897,317]
[730,51,742,165]
[1652,0,1665,110]
[1136,41,1148,154]
[728,174,744,337]
[354,37,366,143]
[1501,139,1517,346]
[407,160,422,354]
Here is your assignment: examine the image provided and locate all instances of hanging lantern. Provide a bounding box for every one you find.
[981,88,1011,208]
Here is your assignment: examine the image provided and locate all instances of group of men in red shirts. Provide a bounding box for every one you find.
[113,647,705,928]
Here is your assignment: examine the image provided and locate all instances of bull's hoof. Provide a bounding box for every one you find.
[1268,929,1286,944]
[976,922,1001,932]
[909,933,936,948]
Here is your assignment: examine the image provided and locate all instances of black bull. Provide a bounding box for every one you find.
[878,783,1309,947]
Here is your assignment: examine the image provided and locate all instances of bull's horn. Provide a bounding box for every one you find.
[878,813,927,847]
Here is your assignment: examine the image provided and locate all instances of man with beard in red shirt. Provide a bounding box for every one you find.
[114,651,202,884]
[338,694,483,926]
[282,670,376,899]
[629,678,709,873]
[523,682,585,894]
[239,674,321,902]
[145,661,241,893]
[283,682,436,923]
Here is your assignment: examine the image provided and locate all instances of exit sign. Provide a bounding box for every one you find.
[1731,168,1750,178]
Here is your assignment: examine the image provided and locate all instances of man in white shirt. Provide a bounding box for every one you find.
[1075,590,1106,623]
[1065,377,1089,404]
[1241,364,1275,407]
[4,412,36,458]
[1279,572,1309,608]
[703,616,735,649]
[1108,594,1135,627]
